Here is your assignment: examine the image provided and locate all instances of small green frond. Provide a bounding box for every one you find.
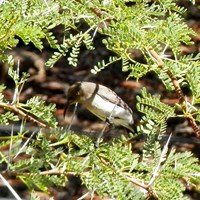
[186,63,200,103]
[124,62,150,80]
[0,85,6,102]
[91,56,121,74]
[45,51,64,68]
[136,88,175,121]
[24,96,57,127]
[0,111,19,125]
[44,30,59,49]
[30,192,42,200]
[83,33,95,50]
[68,41,81,67]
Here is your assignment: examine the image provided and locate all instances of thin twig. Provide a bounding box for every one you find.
[0,102,53,130]
[39,169,76,176]
[14,129,38,159]
[98,153,154,197]
[67,102,78,131]
[147,47,200,137]
[77,192,90,200]
[49,103,78,147]
[148,47,185,103]
[123,174,149,191]
[148,133,172,186]
[0,174,22,200]
[0,169,76,177]
[7,125,14,171]
[12,60,20,104]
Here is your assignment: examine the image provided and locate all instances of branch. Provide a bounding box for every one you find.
[117,171,157,199]
[147,47,200,137]
[74,0,114,28]
[0,102,53,130]
[98,154,157,199]
[0,169,77,179]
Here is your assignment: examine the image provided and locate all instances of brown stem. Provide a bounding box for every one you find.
[97,154,156,198]
[74,0,113,28]
[187,117,200,136]
[0,169,76,178]
[0,102,53,130]
[148,47,200,137]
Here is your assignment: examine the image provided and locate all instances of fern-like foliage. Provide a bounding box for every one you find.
[46,31,95,67]
[91,56,121,74]
[0,0,200,199]
[1,128,200,200]
[136,88,175,123]
[0,111,19,125]
[0,84,6,102]
[25,96,57,127]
